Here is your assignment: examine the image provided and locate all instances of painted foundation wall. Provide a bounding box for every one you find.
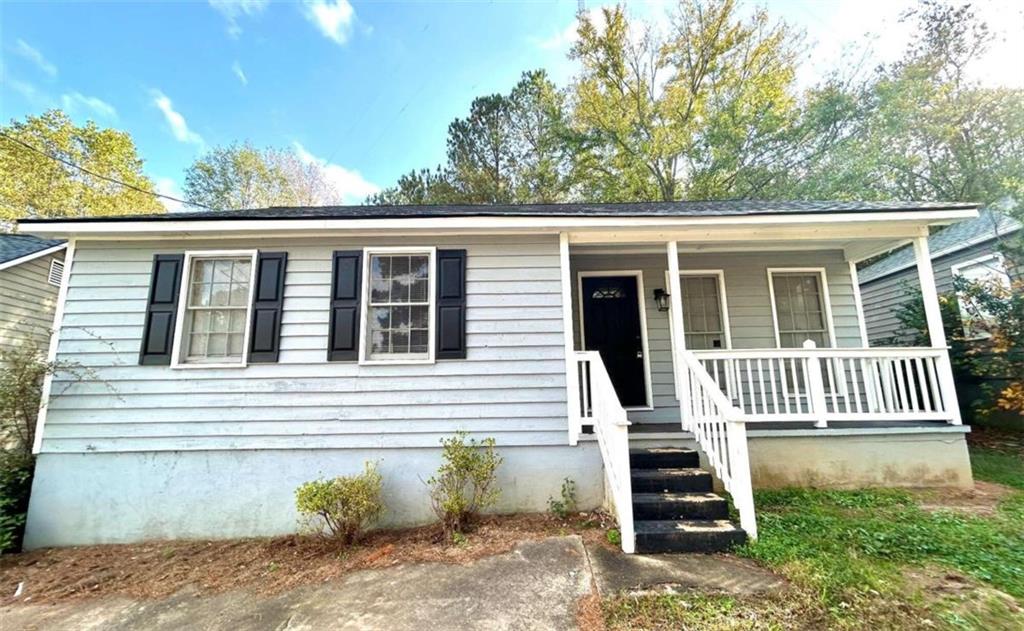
[747,431,974,489]
[24,444,604,548]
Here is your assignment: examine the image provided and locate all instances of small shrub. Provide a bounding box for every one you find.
[295,462,383,545]
[607,528,622,546]
[427,432,503,540]
[548,477,578,519]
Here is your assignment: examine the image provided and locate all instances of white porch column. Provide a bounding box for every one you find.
[560,232,582,444]
[913,236,963,424]
[666,241,688,429]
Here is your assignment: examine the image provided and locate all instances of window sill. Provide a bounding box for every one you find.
[170,361,248,369]
[358,358,436,366]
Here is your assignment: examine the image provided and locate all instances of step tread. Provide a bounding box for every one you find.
[632,492,724,504]
[631,468,709,479]
[629,447,697,456]
[634,519,744,534]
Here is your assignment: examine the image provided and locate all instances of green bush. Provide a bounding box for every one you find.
[547,477,577,519]
[295,462,383,544]
[0,450,34,553]
[427,432,502,539]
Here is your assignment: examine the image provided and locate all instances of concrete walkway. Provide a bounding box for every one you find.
[3,536,785,630]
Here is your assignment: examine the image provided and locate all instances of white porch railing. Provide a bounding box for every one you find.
[677,350,757,539]
[692,342,958,426]
[575,351,635,554]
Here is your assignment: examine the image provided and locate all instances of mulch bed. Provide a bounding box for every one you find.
[1,512,616,605]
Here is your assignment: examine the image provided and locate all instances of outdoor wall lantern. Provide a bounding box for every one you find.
[653,288,671,312]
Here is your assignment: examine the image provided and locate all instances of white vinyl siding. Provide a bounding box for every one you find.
[572,250,863,424]
[41,235,567,453]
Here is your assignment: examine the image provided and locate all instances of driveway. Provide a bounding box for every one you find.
[3,536,784,630]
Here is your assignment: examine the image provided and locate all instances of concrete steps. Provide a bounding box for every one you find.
[629,447,747,553]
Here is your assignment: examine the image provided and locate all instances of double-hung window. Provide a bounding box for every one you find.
[768,269,834,348]
[680,273,730,350]
[362,248,435,362]
[173,252,256,366]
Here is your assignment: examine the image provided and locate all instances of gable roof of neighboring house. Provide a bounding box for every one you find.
[0,234,66,270]
[858,209,1022,284]
[17,200,979,223]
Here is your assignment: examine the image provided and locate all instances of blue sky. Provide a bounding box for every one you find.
[2,1,1021,209]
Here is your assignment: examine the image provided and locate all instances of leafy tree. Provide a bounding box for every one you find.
[567,0,809,201]
[184,142,340,210]
[0,110,164,223]
[366,167,458,206]
[798,1,1024,205]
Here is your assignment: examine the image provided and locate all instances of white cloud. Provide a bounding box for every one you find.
[14,39,57,77]
[154,176,185,212]
[232,61,248,86]
[303,0,356,46]
[150,90,204,147]
[293,142,380,204]
[6,77,40,101]
[208,0,268,38]
[61,92,117,120]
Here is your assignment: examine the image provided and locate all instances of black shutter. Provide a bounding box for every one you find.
[248,252,288,363]
[435,249,467,359]
[328,250,362,361]
[138,254,184,365]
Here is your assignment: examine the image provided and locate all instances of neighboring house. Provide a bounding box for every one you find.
[19,201,979,554]
[0,234,67,366]
[859,208,1021,344]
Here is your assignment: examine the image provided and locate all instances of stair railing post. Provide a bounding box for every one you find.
[725,413,757,540]
[803,340,829,428]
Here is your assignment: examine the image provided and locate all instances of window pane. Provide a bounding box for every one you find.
[365,252,432,359]
[181,256,252,363]
[773,273,829,348]
[680,276,723,337]
[390,256,411,302]
[370,255,391,303]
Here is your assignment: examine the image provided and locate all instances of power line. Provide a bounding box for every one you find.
[0,132,218,211]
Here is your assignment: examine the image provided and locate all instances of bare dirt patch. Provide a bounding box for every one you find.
[912,480,1016,516]
[1,512,615,605]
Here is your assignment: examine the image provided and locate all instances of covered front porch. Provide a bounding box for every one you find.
[555,210,970,553]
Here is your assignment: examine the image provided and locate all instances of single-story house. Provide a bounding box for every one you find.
[19,201,978,554]
[0,233,67,368]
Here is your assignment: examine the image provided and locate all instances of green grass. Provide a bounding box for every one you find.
[971,447,1024,490]
[604,445,1024,630]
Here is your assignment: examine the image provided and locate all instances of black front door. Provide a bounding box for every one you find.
[581,275,647,407]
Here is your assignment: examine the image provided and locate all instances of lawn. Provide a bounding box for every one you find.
[604,442,1024,630]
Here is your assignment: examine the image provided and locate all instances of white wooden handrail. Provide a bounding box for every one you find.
[676,349,758,539]
[691,343,957,425]
[574,351,635,553]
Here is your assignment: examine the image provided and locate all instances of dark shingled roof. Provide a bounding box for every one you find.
[858,208,1021,284]
[18,199,979,224]
[0,233,65,266]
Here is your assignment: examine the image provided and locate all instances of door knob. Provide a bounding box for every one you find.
[636,350,643,358]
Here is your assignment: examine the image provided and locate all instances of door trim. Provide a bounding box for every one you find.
[576,270,654,411]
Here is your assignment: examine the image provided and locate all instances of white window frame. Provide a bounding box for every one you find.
[665,270,732,400]
[951,253,1011,340]
[358,246,437,365]
[767,267,837,349]
[47,259,64,286]
[576,269,654,411]
[170,249,258,369]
